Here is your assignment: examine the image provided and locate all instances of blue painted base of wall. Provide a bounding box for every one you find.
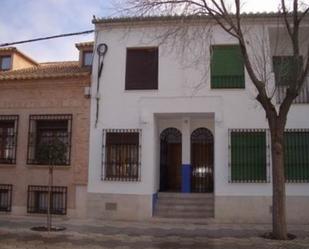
[181,164,191,193]
[152,192,158,216]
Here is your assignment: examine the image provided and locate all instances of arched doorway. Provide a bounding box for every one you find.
[191,128,214,193]
[160,128,182,192]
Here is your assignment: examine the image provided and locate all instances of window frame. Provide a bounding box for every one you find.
[210,44,245,89]
[272,55,309,104]
[228,129,270,183]
[0,184,13,212]
[0,115,19,164]
[0,55,12,71]
[102,129,142,181]
[284,129,309,183]
[27,185,67,215]
[27,114,72,166]
[82,50,93,67]
[125,47,159,90]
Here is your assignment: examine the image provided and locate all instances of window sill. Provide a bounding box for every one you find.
[0,164,16,168]
[229,180,269,183]
[26,165,71,169]
[211,87,246,90]
[286,180,309,184]
[103,178,140,182]
[124,89,159,92]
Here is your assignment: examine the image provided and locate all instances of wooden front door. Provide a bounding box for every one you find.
[166,143,181,191]
[159,128,182,192]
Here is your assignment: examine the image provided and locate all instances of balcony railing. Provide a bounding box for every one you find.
[277,78,309,104]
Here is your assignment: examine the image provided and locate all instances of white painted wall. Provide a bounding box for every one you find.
[88,20,309,197]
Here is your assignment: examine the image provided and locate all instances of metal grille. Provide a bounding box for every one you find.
[159,128,182,192]
[0,115,18,164]
[0,184,12,212]
[228,129,270,183]
[27,185,67,215]
[191,128,214,193]
[284,129,309,183]
[27,114,72,165]
[102,129,141,181]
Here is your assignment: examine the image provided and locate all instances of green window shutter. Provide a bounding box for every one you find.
[230,131,267,182]
[284,131,309,182]
[211,45,245,89]
[273,56,303,86]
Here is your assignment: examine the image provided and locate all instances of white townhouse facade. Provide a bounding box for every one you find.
[87,14,309,223]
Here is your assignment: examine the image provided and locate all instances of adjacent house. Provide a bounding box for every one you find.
[0,42,93,217]
[88,15,309,223]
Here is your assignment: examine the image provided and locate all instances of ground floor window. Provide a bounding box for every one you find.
[27,114,72,166]
[0,184,12,212]
[284,129,309,182]
[27,185,67,215]
[102,129,141,181]
[229,129,269,183]
[0,115,18,164]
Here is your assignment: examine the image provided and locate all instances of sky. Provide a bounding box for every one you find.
[0,0,284,62]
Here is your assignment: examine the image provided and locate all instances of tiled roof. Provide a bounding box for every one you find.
[0,61,91,81]
[75,41,94,49]
[0,47,17,52]
[0,47,38,65]
[93,12,298,24]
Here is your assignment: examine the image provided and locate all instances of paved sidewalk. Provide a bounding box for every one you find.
[0,216,309,249]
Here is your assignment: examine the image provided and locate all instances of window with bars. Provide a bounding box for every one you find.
[102,129,141,181]
[27,114,72,165]
[0,115,18,164]
[229,129,269,183]
[284,130,309,182]
[125,47,158,90]
[0,184,12,212]
[273,56,309,103]
[27,185,67,215]
[211,45,245,89]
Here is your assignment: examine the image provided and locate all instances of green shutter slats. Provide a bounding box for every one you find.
[230,130,267,183]
[273,56,303,86]
[284,130,309,182]
[211,45,245,89]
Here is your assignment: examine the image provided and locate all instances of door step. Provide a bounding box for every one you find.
[154,192,214,219]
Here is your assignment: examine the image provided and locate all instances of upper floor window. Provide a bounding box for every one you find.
[0,115,18,164]
[83,51,93,66]
[0,56,12,71]
[211,45,245,89]
[272,56,308,103]
[273,56,303,86]
[102,129,141,181]
[27,114,72,166]
[125,47,158,90]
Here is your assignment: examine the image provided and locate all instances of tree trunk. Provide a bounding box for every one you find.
[270,126,288,240]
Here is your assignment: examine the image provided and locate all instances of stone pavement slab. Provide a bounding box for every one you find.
[0,216,308,249]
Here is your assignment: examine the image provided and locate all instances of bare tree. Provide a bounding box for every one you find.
[118,0,309,240]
